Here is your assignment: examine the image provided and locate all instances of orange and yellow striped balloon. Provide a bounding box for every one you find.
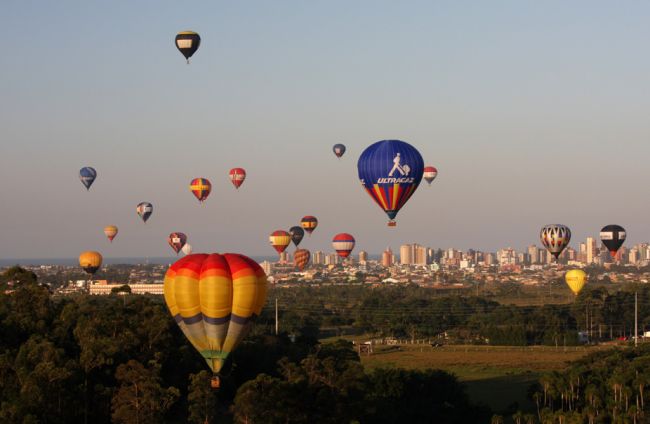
[294,249,310,271]
[163,253,267,374]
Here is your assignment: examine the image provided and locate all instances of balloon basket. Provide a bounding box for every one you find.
[210,376,220,389]
[387,221,396,227]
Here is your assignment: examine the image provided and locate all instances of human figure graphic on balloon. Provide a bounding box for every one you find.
[389,153,410,177]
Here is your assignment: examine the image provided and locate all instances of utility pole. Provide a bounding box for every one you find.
[275,298,279,336]
[635,291,638,347]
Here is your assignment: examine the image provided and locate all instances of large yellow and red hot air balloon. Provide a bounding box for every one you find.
[269,230,291,254]
[163,253,267,385]
[104,225,118,242]
[79,251,103,275]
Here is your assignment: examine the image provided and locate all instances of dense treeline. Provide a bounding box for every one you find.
[529,345,650,423]
[266,284,650,345]
[0,267,488,423]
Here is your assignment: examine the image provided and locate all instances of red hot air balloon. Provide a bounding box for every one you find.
[269,231,291,254]
[332,233,355,258]
[294,249,311,271]
[190,178,212,203]
[168,232,188,255]
[229,168,246,189]
[423,166,438,185]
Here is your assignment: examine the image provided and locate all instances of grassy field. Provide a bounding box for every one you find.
[358,344,609,413]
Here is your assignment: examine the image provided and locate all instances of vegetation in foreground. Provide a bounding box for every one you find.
[0,267,489,423]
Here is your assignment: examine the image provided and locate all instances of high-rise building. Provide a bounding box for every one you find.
[400,245,412,265]
[586,237,597,264]
[313,251,324,265]
[414,244,427,265]
[279,251,289,263]
[629,248,639,264]
[325,253,340,265]
[528,245,539,264]
[382,247,393,267]
[261,261,273,276]
[358,251,368,264]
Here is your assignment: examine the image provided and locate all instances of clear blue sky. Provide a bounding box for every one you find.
[1,1,650,258]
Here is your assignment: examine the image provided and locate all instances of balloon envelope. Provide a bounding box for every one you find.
[229,168,246,189]
[175,31,201,62]
[333,144,346,158]
[163,253,267,374]
[104,225,118,242]
[294,249,311,271]
[168,232,188,255]
[332,233,355,258]
[565,269,587,295]
[600,225,626,257]
[136,202,153,223]
[269,231,291,254]
[289,226,305,247]
[300,216,318,235]
[540,224,571,259]
[182,244,193,256]
[79,251,102,275]
[79,167,97,190]
[423,166,438,185]
[190,178,212,203]
[357,140,424,226]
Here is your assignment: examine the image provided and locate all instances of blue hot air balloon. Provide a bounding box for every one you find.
[79,167,97,190]
[357,140,424,226]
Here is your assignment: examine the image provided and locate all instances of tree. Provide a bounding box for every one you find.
[187,370,220,424]
[111,359,179,424]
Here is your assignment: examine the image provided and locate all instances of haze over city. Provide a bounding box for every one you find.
[2,1,650,258]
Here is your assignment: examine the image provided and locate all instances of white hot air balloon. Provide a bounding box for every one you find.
[181,243,192,256]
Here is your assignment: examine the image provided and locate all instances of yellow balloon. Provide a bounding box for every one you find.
[79,251,103,275]
[163,253,267,375]
[565,269,587,295]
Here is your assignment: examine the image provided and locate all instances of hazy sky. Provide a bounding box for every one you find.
[2,1,650,258]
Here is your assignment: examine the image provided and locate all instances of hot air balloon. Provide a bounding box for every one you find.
[190,178,212,203]
[600,225,626,258]
[79,251,102,275]
[294,249,310,271]
[300,216,318,235]
[357,140,424,226]
[182,243,193,256]
[540,224,571,260]
[332,233,355,258]
[79,167,97,190]
[333,144,346,158]
[136,202,153,223]
[565,269,587,295]
[269,231,291,254]
[423,166,438,185]
[175,31,201,63]
[163,253,267,387]
[229,168,246,189]
[104,225,118,242]
[289,226,304,247]
[168,232,188,255]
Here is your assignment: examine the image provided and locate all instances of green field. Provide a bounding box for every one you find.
[356,344,609,413]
